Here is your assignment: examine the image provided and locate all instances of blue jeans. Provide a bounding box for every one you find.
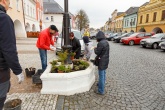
[39,49,47,71]
[98,69,106,94]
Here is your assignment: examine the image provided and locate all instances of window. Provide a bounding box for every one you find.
[125,20,126,27]
[133,18,136,25]
[161,10,165,20]
[16,0,20,11]
[30,7,32,17]
[140,15,143,24]
[24,3,26,14]
[127,20,129,26]
[137,34,144,37]
[9,0,12,8]
[146,14,149,23]
[145,33,152,36]
[153,12,157,22]
[27,5,29,15]
[51,16,54,22]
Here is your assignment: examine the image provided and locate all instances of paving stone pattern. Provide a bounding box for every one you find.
[5,93,58,110]
[56,41,165,110]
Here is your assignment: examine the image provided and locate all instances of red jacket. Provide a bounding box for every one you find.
[36,28,54,50]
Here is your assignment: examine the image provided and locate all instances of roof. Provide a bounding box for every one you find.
[141,2,149,7]
[117,12,124,16]
[125,7,139,16]
[43,0,64,14]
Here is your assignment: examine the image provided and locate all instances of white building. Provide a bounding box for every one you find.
[43,0,64,33]
[23,0,40,32]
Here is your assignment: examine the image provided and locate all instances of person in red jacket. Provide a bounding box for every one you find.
[36,25,58,71]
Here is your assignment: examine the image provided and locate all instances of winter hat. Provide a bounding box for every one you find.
[83,36,89,43]
[50,25,58,32]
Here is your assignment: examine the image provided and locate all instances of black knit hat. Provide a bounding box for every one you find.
[50,25,58,32]
[83,36,89,43]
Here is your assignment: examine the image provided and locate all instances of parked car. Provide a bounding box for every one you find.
[114,32,133,43]
[159,41,165,51]
[56,29,85,56]
[121,32,153,45]
[89,32,96,39]
[107,33,118,41]
[105,32,113,39]
[140,33,165,49]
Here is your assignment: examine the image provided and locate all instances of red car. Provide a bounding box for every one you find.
[121,32,153,45]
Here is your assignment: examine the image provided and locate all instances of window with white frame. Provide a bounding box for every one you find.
[24,3,26,15]
[27,5,29,16]
[16,0,20,11]
[30,7,32,17]
[9,0,12,8]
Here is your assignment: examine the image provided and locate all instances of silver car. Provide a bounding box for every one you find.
[56,29,85,56]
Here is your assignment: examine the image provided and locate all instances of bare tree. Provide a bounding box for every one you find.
[76,9,90,31]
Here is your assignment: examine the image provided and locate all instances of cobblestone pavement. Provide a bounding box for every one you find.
[6,93,58,110]
[55,40,165,110]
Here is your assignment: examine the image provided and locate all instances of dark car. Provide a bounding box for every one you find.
[107,33,118,41]
[114,32,133,43]
[159,41,165,51]
[140,33,165,49]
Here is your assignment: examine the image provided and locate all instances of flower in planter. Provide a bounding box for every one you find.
[57,51,68,65]
[51,65,58,73]
[50,60,58,66]
[57,65,66,73]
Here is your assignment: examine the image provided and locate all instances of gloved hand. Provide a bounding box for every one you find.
[50,45,56,51]
[16,73,24,84]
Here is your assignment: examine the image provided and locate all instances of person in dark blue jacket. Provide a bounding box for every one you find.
[94,31,110,95]
[0,0,24,109]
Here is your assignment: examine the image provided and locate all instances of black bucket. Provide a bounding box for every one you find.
[4,99,22,110]
[25,67,36,77]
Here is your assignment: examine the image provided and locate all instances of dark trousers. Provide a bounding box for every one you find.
[0,97,6,110]
[0,80,10,110]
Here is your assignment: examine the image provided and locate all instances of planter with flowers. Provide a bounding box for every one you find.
[40,50,95,95]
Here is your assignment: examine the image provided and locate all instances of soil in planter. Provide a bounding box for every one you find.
[4,99,22,110]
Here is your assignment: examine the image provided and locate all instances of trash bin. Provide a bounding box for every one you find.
[4,99,22,110]
[25,67,36,77]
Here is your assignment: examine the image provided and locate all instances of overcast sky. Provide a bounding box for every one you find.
[55,0,149,29]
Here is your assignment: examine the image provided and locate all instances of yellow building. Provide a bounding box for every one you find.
[115,13,125,32]
[7,0,26,38]
[137,0,165,33]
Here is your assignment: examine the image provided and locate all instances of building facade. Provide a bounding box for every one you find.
[43,0,64,33]
[7,0,26,38]
[137,0,165,33]
[115,13,125,32]
[36,0,43,31]
[23,0,40,32]
[110,9,118,32]
[123,7,139,33]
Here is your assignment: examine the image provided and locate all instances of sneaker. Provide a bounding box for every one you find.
[94,89,104,95]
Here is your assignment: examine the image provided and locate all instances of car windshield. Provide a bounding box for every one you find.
[121,33,128,37]
[151,34,164,39]
[129,33,139,37]
[59,31,82,39]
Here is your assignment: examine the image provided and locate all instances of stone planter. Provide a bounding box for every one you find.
[40,62,95,95]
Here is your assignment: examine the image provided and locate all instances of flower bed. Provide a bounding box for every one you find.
[40,61,95,95]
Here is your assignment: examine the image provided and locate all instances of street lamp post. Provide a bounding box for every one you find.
[62,0,72,64]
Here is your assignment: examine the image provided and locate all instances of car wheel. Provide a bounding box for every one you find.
[152,43,158,49]
[129,40,134,46]
[142,45,146,48]
[111,38,114,41]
